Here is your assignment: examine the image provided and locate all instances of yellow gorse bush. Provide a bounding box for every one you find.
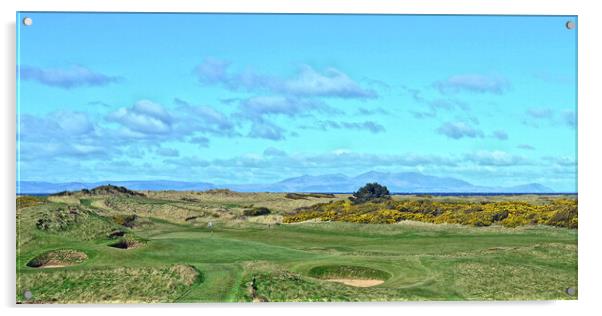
[17,196,45,209]
[284,198,577,228]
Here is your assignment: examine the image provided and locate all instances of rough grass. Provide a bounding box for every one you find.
[17,203,120,250]
[17,264,200,303]
[17,196,46,210]
[145,191,345,214]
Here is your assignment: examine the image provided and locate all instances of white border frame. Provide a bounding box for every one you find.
[2,1,600,316]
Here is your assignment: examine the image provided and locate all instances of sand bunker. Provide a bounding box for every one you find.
[26,249,87,268]
[325,279,385,287]
[109,239,142,249]
[308,264,390,287]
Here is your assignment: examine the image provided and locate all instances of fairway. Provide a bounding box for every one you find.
[16,189,577,303]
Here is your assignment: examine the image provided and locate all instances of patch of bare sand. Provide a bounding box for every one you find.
[325,279,384,287]
[27,250,88,268]
[38,264,67,268]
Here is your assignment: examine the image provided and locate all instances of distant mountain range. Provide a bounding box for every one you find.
[18,180,214,194]
[18,171,557,194]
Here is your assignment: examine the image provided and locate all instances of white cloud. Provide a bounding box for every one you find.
[107,100,173,135]
[194,58,377,99]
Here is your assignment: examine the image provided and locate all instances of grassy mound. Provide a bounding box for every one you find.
[85,185,145,197]
[17,264,200,303]
[34,206,85,232]
[26,249,87,268]
[18,204,118,243]
[308,265,391,281]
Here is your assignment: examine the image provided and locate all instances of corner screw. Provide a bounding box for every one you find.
[566,21,575,30]
[565,287,576,296]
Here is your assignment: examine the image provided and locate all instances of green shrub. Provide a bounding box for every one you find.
[350,183,391,204]
[112,214,138,227]
[243,207,271,216]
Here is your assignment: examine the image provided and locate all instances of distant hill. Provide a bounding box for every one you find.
[18,180,214,194]
[247,171,555,193]
[51,184,145,197]
[17,171,556,194]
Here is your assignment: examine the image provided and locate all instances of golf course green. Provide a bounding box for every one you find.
[16,188,577,303]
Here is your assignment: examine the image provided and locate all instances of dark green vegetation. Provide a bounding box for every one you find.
[16,187,577,303]
[285,197,578,228]
[53,184,144,197]
[112,214,139,227]
[350,182,391,204]
[243,207,271,216]
[286,193,337,200]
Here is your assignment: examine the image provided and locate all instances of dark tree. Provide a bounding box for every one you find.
[350,182,391,204]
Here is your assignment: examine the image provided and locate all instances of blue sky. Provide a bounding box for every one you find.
[16,13,577,191]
